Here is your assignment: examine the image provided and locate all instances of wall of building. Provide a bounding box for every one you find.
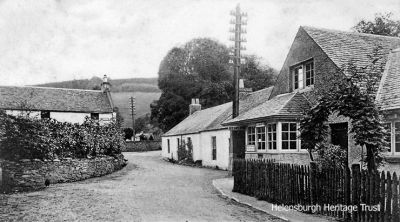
[5,110,114,124]
[161,129,231,170]
[200,130,230,170]
[0,154,126,193]
[246,152,311,165]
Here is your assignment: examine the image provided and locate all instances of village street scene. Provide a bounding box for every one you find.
[1,0,400,221]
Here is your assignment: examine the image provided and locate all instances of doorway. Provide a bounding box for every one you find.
[330,122,348,150]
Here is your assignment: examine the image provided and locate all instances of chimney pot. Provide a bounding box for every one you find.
[189,98,201,115]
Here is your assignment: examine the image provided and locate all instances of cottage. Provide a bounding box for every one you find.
[161,83,273,170]
[0,75,115,124]
[223,26,400,173]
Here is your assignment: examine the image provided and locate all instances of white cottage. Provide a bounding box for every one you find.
[161,84,273,170]
[0,75,115,123]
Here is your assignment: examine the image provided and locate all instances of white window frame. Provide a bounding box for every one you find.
[292,60,314,90]
[256,125,266,151]
[281,122,299,151]
[267,123,277,152]
[394,122,400,155]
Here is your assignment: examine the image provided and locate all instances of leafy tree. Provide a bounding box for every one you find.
[241,55,277,91]
[353,12,400,37]
[113,106,124,129]
[123,128,134,140]
[152,38,276,131]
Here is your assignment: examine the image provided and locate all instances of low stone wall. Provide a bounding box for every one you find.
[0,154,126,193]
[122,141,161,152]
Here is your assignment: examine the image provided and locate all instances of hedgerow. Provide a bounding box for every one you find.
[0,111,125,161]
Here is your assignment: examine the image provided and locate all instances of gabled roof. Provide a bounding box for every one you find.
[0,86,113,113]
[223,92,310,126]
[163,87,273,136]
[376,48,400,110]
[302,26,400,73]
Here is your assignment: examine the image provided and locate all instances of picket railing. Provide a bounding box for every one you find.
[232,159,400,222]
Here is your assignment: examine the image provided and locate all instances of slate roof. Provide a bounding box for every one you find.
[163,87,273,136]
[376,48,400,110]
[223,92,310,126]
[0,86,113,113]
[302,26,400,73]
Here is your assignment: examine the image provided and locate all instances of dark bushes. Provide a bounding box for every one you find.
[0,111,125,161]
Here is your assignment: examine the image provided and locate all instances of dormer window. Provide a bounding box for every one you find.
[292,59,314,90]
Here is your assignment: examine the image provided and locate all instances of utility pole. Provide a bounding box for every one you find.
[229,4,247,118]
[130,96,136,141]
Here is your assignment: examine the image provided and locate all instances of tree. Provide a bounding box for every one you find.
[152,38,276,131]
[152,38,232,131]
[299,48,388,173]
[353,12,400,37]
[241,55,277,91]
[113,107,124,129]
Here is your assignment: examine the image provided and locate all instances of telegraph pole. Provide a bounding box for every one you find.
[130,96,136,141]
[229,4,247,118]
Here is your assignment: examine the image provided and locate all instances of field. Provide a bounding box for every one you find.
[111,92,161,128]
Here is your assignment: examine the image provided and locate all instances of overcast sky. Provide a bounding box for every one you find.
[1,0,400,86]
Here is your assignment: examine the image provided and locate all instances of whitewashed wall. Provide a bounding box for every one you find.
[5,110,113,124]
[161,129,231,170]
[200,130,230,170]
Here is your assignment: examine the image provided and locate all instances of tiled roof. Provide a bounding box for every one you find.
[223,92,310,126]
[0,86,113,113]
[163,87,273,136]
[302,26,400,72]
[376,48,400,110]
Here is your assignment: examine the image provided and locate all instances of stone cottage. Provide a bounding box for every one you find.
[223,26,400,173]
[0,75,115,124]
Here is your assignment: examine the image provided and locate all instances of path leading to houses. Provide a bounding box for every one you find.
[0,151,282,222]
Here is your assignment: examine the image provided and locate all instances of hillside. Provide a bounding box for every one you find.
[35,77,161,128]
[36,77,160,93]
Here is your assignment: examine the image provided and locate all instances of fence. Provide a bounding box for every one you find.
[232,159,400,222]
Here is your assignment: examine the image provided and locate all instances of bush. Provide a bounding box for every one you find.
[315,143,347,168]
[177,139,194,163]
[0,112,125,161]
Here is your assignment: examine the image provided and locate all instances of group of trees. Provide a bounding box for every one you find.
[151,38,277,131]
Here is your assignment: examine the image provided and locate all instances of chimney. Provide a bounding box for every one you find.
[189,98,201,115]
[239,79,252,100]
[101,74,111,93]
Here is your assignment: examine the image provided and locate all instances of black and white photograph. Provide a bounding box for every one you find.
[1,0,400,221]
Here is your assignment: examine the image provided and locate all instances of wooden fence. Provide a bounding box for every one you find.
[232,159,400,222]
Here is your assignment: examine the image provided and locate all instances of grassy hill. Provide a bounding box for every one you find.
[36,77,161,128]
[112,91,160,128]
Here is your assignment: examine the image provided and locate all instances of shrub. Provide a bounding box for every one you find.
[315,143,347,169]
[0,112,125,161]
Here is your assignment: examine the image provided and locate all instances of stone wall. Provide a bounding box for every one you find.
[122,141,161,152]
[246,152,311,165]
[0,154,126,193]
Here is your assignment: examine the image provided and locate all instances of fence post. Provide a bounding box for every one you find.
[393,173,399,222]
[310,161,317,205]
[351,164,360,221]
[344,166,351,221]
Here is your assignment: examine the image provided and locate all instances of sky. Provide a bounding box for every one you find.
[0,0,400,86]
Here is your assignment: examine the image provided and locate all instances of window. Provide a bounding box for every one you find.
[41,111,50,119]
[167,139,170,153]
[212,136,217,160]
[383,123,392,152]
[177,138,180,148]
[247,126,256,145]
[91,113,99,120]
[187,137,191,144]
[267,124,277,150]
[395,122,400,154]
[281,123,298,150]
[292,60,314,90]
[305,62,314,86]
[256,126,266,150]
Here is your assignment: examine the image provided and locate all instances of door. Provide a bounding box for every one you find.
[330,123,348,150]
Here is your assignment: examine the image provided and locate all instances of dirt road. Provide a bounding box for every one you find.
[0,151,282,222]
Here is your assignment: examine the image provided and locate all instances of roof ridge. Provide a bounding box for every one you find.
[0,85,102,93]
[301,25,400,40]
